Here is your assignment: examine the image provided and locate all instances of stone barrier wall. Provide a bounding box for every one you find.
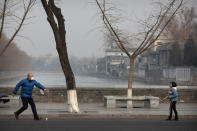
[0,86,197,103]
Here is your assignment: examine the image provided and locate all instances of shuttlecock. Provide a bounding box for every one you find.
[45,117,48,120]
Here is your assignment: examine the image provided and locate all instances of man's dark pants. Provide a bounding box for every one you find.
[15,97,39,119]
[169,101,178,119]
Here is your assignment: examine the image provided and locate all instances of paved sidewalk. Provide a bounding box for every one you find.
[0,103,197,118]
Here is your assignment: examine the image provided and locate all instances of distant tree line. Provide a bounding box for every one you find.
[0,34,97,73]
[31,55,97,74]
[0,33,33,71]
[169,38,197,67]
[166,7,197,67]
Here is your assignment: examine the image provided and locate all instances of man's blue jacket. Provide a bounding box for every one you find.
[13,78,45,98]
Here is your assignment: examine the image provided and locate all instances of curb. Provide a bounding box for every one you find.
[1,114,197,119]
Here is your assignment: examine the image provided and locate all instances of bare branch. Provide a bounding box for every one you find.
[0,0,36,56]
[0,0,7,40]
[139,0,183,55]
[134,0,177,56]
[133,9,162,57]
[96,0,131,57]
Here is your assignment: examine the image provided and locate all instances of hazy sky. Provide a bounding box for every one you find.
[4,0,197,58]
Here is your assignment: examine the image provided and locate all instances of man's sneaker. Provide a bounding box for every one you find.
[14,112,19,120]
[174,118,179,121]
[166,116,171,120]
[34,117,42,120]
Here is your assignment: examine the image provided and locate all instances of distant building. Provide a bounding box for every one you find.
[135,36,197,85]
[96,58,106,74]
[97,43,135,78]
[96,36,197,85]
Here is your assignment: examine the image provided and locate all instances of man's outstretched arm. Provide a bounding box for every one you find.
[34,81,46,91]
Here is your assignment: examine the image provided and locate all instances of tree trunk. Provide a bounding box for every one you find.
[57,46,79,113]
[127,57,135,108]
[41,0,79,113]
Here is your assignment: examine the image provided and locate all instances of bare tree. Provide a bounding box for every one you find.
[0,0,36,56]
[41,0,79,113]
[95,0,183,107]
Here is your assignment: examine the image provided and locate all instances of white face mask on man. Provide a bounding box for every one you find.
[30,77,34,80]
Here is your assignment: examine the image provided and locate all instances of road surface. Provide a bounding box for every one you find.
[0,118,197,131]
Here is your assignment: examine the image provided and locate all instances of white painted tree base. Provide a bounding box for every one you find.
[127,89,133,108]
[67,90,80,113]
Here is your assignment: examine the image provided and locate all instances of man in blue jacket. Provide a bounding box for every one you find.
[167,81,179,120]
[12,73,46,120]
